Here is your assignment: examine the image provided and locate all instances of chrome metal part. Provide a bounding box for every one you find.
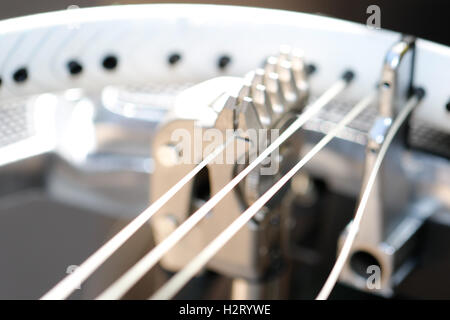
[337,37,436,296]
[0,4,449,300]
[150,48,310,283]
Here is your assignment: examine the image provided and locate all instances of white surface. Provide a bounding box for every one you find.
[0,4,448,132]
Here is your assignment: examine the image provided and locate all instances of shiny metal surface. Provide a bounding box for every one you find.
[337,37,431,296]
[0,70,448,299]
[0,4,449,300]
[150,49,311,281]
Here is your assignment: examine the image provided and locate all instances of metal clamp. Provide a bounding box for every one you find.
[150,48,310,288]
[338,37,437,296]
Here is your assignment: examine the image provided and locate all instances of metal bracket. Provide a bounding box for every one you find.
[150,48,309,286]
[338,36,436,296]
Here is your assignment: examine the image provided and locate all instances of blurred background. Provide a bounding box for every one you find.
[0,0,448,46]
[0,0,448,300]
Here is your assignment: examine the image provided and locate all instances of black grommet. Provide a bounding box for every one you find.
[446,100,450,112]
[67,60,83,75]
[102,55,118,70]
[13,67,28,83]
[414,87,426,100]
[306,64,317,75]
[168,53,181,65]
[0,77,2,88]
[218,55,231,70]
[342,70,355,83]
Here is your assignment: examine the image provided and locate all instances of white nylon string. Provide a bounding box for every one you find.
[150,91,375,300]
[41,136,234,300]
[316,93,422,300]
[96,76,350,300]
